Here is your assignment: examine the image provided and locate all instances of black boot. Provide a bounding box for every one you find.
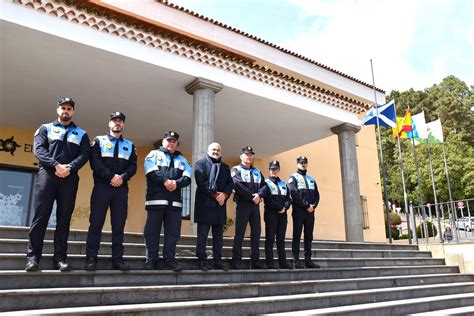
[293,256,304,269]
[85,257,97,271]
[279,260,293,269]
[266,260,275,269]
[198,261,208,271]
[112,259,131,271]
[305,256,320,269]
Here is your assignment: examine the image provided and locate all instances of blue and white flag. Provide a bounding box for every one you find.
[361,99,397,128]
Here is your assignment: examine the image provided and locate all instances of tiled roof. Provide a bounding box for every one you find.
[12,0,372,114]
[158,0,384,93]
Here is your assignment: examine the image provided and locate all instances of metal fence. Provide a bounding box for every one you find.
[399,198,473,244]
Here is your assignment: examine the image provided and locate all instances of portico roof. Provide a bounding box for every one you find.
[0,1,384,160]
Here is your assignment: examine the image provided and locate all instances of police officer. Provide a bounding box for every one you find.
[288,156,320,269]
[85,112,137,271]
[26,98,91,272]
[143,131,191,272]
[230,146,266,270]
[263,161,292,269]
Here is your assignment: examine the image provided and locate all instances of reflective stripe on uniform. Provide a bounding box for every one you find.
[145,200,169,206]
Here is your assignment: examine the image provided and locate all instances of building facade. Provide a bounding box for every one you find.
[0,0,386,242]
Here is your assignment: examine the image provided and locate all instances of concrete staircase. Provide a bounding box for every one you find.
[0,225,472,315]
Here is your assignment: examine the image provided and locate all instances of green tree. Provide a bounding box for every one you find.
[379,76,474,211]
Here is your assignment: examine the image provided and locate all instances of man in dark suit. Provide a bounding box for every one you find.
[194,142,233,271]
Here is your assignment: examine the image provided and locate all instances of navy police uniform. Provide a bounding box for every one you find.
[86,112,137,268]
[143,131,191,269]
[231,146,266,269]
[287,156,320,268]
[263,161,291,269]
[27,98,90,268]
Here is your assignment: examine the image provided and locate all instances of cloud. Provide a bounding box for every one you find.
[282,0,474,92]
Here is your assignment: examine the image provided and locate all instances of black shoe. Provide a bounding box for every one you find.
[25,260,39,272]
[145,262,157,270]
[279,261,293,269]
[305,260,320,269]
[250,261,263,269]
[293,258,305,269]
[164,261,181,272]
[230,261,241,270]
[85,257,97,271]
[53,261,71,272]
[112,259,130,271]
[213,262,228,271]
[266,261,276,269]
[198,261,208,271]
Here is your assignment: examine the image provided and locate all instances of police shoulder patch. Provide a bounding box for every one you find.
[34,128,40,137]
[231,169,236,177]
[288,178,293,183]
[90,140,96,147]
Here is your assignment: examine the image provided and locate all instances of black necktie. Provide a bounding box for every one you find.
[250,169,255,185]
[112,139,120,173]
[275,179,282,196]
[169,154,175,169]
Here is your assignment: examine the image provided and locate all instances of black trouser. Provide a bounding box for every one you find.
[27,168,79,263]
[264,209,287,263]
[144,206,182,264]
[86,183,128,260]
[232,202,261,262]
[292,207,314,258]
[196,223,224,263]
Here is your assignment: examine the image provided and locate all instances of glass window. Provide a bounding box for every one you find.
[0,168,35,226]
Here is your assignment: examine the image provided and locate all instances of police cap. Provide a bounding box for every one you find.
[57,97,75,108]
[241,146,255,155]
[109,111,126,122]
[164,131,179,141]
[269,160,280,169]
[296,156,308,164]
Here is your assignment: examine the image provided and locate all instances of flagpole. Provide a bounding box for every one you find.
[411,135,429,243]
[393,105,412,244]
[438,116,457,242]
[426,140,443,242]
[370,59,392,243]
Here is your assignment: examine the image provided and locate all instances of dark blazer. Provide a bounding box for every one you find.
[194,156,233,225]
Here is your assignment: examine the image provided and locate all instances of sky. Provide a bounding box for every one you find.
[170,0,473,93]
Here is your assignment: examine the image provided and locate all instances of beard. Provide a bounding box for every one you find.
[111,126,123,133]
[210,152,221,159]
[59,114,71,121]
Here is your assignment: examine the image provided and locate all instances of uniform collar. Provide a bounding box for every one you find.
[159,146,182,156]
[53,120,76,128]
[269,176,280,182]
[107,133,123,142]
[239,163,253,170]
[297,168,307,176]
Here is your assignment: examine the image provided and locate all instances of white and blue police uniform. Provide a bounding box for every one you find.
[287,156,320,265]
[263,161,291,268]
[230,147,266,268]
[27,98,90,268]
[143,131,192,268]
[86,112,137,265]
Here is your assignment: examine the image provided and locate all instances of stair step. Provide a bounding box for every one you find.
[0,253,445,270]
[1,274,473,312]
[0,238,431,258]
[0,265,459,290]
[8,283,474,315]
[410,305,474,315]
[0,226,419,250]
[268,293,474,315]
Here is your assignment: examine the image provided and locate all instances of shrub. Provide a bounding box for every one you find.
[416,221,438,238]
